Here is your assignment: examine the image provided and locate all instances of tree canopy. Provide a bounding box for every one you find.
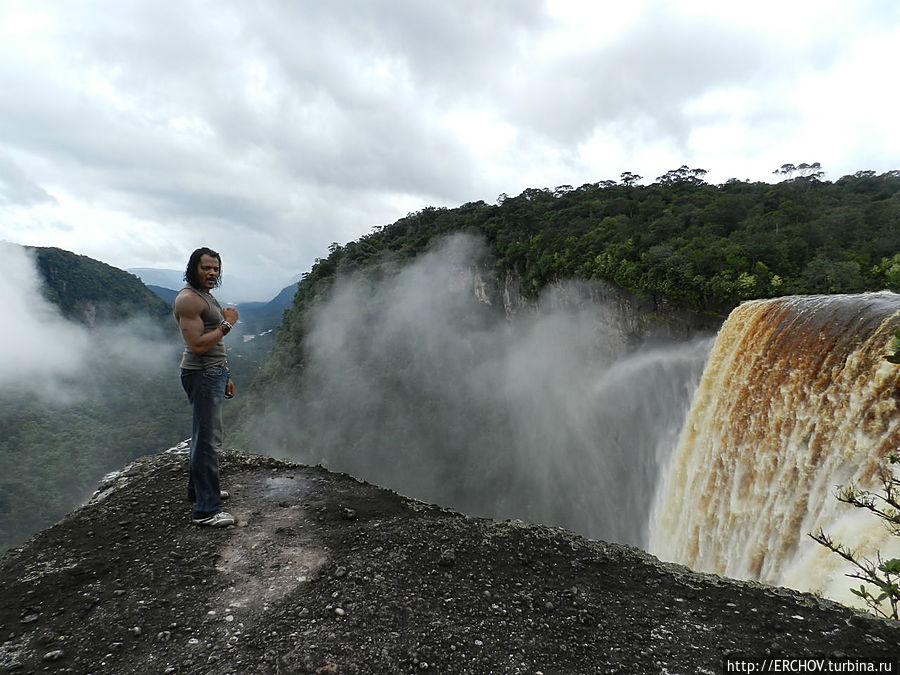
[255,168,900,389]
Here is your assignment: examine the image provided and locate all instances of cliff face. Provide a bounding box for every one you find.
[465,263,723,342]
[1,446,897,674]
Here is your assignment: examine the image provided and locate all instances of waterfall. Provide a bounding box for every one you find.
[650,292,900,605]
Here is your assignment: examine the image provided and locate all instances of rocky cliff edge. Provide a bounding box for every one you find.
[1,446,897,674]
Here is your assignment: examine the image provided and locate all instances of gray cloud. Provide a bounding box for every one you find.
[1,1,898,297]
[0,154,56,207]
[494,6,847,149]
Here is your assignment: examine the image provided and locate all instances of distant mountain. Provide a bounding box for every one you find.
[2,246,188,553]
[235,281,299,334]
[128,267,295,305]
[146,284,178,306]
[3,245,280,554]
[126,267,185,291]
[32,247,171,325]
[141,276,297,336]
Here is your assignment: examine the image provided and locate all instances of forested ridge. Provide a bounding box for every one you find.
[256,168,900,390]
[32,246,171,323]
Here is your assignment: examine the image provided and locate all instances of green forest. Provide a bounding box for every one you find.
[32,246,172,324]
[255,167,900,392]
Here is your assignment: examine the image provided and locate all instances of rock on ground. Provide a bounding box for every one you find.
[0,448,897,674]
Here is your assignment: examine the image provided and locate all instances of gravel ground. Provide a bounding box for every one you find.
[1,447,897,674]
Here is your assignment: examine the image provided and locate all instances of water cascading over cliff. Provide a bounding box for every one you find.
[650,292,900,604]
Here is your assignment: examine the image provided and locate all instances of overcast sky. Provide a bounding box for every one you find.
[1,0,898,301]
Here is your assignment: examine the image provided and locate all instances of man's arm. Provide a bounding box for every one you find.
[174,291,239,355]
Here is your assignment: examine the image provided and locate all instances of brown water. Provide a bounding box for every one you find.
[650,292,900,605]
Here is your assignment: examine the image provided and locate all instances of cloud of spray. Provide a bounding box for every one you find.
[249,234,712,546]
[0,241,92,399]
[0,241,190,552]
[0,241,179,404]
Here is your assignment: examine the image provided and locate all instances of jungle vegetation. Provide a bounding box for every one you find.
[257,167,900,389]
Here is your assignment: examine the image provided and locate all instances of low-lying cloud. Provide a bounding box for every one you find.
[246,234,712,546]
[0,242,91,399]
[0,241,178,404]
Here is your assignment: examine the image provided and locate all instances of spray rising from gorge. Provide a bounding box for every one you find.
[245,234,900,606]
[245,235,711,547]
[650,292,900,604]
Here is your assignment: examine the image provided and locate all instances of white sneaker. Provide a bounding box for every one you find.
[192,511,235,527]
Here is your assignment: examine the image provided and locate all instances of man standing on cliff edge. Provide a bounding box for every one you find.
[174,247,238,527]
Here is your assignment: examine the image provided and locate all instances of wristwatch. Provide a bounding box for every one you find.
[220,320,233,335]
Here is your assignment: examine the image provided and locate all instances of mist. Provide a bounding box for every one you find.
[0,241,91,400]
[247,234,712,547]
[0,241,193,551]
[0,242,180,405]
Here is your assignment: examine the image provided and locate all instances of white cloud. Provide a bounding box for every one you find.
[0,242,90,397]
[0,152,57,206]
[0,241,182,403]
[0,0,898,299]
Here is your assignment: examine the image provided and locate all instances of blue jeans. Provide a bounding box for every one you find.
[181,366,227,517]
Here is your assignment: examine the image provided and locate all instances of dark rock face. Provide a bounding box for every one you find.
[1,448,897,674]
[488,268,724,342]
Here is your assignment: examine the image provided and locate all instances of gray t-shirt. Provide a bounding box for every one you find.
[174,286,228,370]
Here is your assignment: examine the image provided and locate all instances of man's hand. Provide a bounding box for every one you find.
[223,306,239,324]
[225,378,235,398]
